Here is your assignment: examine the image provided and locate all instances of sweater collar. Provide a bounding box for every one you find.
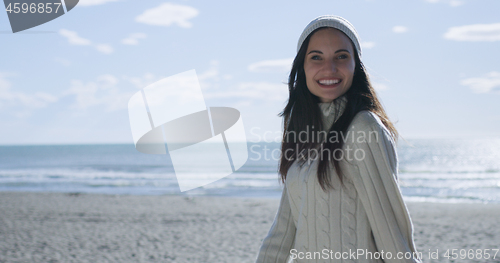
[318,95,348,130]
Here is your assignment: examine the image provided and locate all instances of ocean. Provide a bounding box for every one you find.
[1,138,500,203]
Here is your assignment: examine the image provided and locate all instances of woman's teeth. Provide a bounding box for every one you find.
[318,79,340,85]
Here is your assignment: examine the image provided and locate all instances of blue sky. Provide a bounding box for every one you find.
[1,0,499,144]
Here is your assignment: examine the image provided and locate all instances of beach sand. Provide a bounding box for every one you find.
[0,192,499,263]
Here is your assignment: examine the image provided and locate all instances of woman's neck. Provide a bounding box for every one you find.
[318,95,347,131]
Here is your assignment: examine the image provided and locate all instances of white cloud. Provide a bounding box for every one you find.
[0,72,58,109]
[460,72,500,93]
[0,73,12,92]
[392,26,409,33]
[121,61,285,106]
[248,58,294,73]
[198,60,220,81]
[123,61,223,99]
[78,0,119,6]
[94,44,114,54]
[59,29,114,54]
[59,29,91,45]
[444,23,500,42]
[449,0,464,6]
[361,41,376,49]
[135,3,199,28]
[371,81,389,91]
[196,61,287,102]
[197,60,234,94]
[121,33,147,45]
[122,73,159,89]
[64,74,132,110]
[205,82,288,101]
[424,0,464,7]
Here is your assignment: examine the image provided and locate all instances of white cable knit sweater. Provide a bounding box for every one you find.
[255,96,421,263]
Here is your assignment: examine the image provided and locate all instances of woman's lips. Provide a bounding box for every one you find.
[317,78,342,88]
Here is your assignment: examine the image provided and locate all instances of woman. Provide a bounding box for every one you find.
[255,16,422,263]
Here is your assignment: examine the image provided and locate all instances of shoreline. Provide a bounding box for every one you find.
[1,192,499,262]
[1,189,499,204]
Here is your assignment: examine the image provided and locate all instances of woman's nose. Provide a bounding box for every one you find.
[324,60,338,73]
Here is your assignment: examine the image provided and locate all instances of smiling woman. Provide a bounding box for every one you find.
[304,28,356,103]
[255,16,422,263]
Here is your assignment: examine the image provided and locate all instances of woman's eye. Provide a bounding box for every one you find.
[311,55,321,60]
[337,54,348,59]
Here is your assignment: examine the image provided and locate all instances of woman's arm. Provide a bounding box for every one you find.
[255,184,296,263]
[345,111,422,263]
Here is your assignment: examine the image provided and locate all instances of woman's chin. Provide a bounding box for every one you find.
[318,94,342,103]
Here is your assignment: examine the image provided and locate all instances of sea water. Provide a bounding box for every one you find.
[0,138,499,203]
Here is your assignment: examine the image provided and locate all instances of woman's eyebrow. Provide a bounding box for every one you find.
[335,49,350,54]
[307,50,323,55]
[307,49,351,55]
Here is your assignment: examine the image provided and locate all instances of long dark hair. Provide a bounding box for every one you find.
[278,28,398,191]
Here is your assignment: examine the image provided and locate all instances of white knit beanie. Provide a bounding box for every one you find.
[297,15,362,57]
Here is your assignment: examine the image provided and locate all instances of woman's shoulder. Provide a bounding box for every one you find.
[348,110,385,132]
[343,110,395,147]
[341,111,398,168]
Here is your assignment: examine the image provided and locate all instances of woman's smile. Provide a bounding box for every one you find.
[317,78,342,87]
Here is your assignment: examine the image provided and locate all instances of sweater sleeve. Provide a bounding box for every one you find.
[255,184,296,263]
[345,111,422,263]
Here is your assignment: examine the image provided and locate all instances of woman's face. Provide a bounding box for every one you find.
[304,28,356,103]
